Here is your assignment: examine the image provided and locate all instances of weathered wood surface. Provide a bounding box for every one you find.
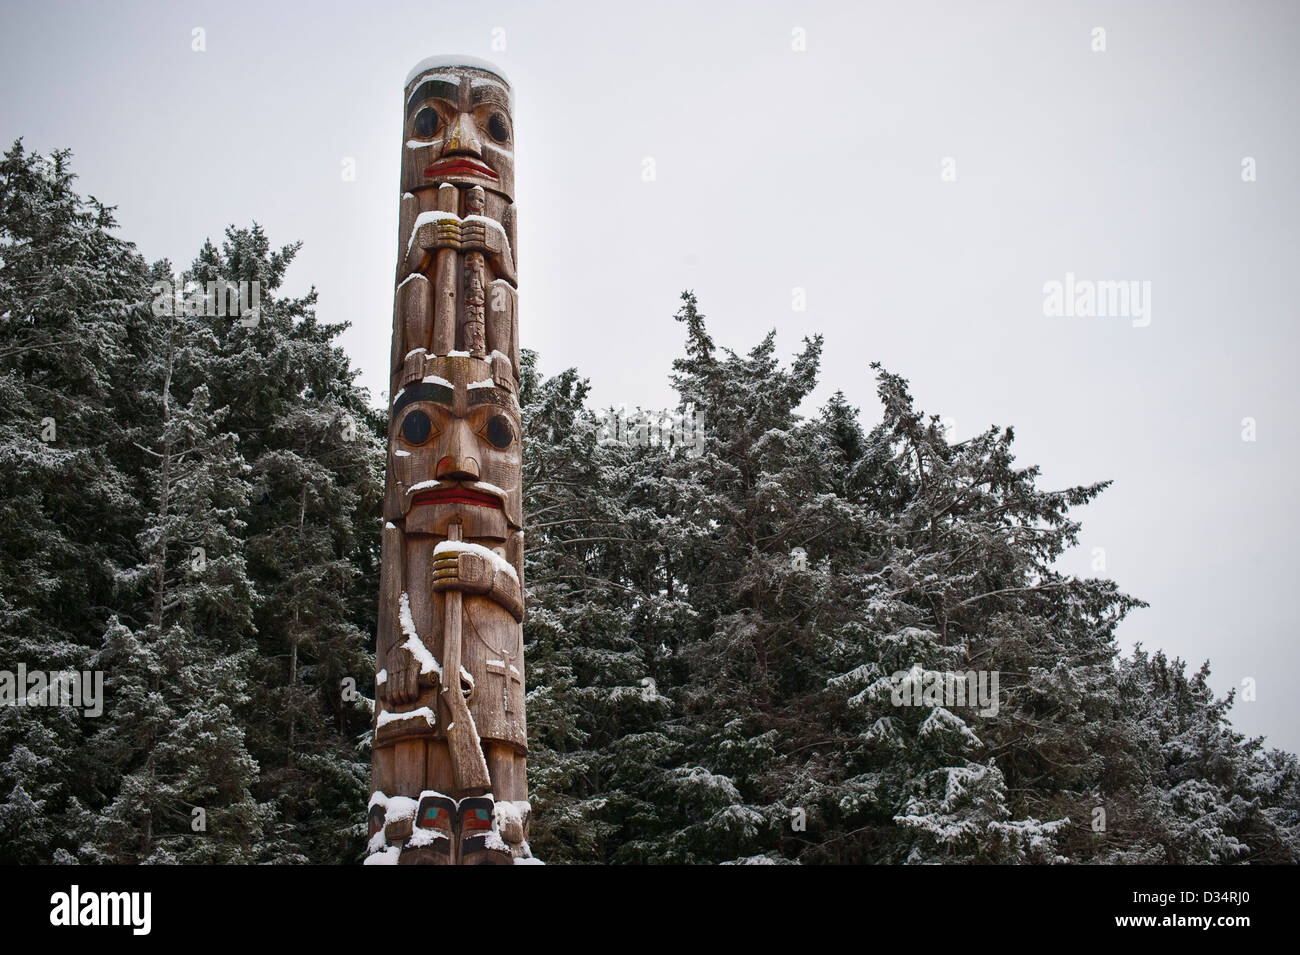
[366,56,533,866]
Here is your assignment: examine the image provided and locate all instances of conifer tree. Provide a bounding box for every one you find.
[0,141,151,862]
[177,227,384,863]
[3,143,1297,865]
[520,351,681,862]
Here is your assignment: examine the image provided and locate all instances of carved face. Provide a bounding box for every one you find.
[391,356,522,538]
[401,66,514,202]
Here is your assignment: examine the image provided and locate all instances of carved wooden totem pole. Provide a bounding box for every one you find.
[366,56,534,865]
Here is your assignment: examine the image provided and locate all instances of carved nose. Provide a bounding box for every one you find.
[444,113,483,157]
[436,455,480,480]
[438,420,479,479]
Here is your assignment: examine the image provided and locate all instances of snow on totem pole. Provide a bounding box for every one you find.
[366,56,534,865]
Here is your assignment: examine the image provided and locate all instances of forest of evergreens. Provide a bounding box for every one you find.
[3,142,1296,864]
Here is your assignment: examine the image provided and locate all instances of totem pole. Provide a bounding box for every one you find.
[366,55,533,865]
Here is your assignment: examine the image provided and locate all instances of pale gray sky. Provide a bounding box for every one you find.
[3,0,1297,752]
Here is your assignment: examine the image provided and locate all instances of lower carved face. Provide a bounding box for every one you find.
[401,65,514,203]
[391,356,522,537]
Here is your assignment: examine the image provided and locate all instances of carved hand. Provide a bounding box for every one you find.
[408,216,515,285]
[432,549,524,622]
[432,549,494,595]
[386,638,441,706]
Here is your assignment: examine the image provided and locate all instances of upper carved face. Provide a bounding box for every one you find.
[390,356,522,537]
[401,66,514,202]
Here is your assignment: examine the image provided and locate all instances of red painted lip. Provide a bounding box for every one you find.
[411,486,502,510]
[423,159,498,180]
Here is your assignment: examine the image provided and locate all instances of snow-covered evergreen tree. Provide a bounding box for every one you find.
[1,147,382,864]
[0,141,151,862]
[520,292,1300,865]
[2,144,1295,865]
[85,293,268,862]
[176,228,384,863]
[520,350,685,862]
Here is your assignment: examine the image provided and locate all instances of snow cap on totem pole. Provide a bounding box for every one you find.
[402,55,515,203]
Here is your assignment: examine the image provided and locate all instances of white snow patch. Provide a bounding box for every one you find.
[468,480,508,499]
[919,707,981,747]
[405,55,510,89]
[364,846,400,865]
[376,707,437,729]
[399,592,443,677]
[385,796,419,822]
[408,826,450,848]
[492,799,524,835]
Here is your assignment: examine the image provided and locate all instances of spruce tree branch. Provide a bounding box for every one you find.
[0,338,80,360]
[953,582,1069,609]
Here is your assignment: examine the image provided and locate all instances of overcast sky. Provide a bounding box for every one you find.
[3,0,1296,752]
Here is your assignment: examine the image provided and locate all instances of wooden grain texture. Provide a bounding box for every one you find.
[439,522,492,795]
[369,56,532,863]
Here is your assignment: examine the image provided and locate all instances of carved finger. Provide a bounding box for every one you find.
[398,663,417,704]
[389,669,404,705]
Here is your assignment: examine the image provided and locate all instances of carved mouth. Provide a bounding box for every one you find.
[423,159,498,180]
[410,485,503,510]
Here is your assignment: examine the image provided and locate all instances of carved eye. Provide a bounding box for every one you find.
[486,113,510,144]
[483,414,513,449]
[401,409,434,445]
[413,107,440,139]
